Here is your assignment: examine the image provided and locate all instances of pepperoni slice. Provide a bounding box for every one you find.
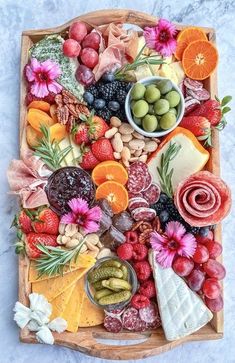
[127,162,150,193]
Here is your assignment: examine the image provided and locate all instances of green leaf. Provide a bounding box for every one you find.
[221,95,232,107]
[214,95,220,103]
[222,106,231,115]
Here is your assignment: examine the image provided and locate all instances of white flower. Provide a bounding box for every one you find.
[36,326,54,345]
[30,310,50,326]
[27,319,41,332]
[48,318,67,333]
[29,293,52,317]
[13,302,31,329]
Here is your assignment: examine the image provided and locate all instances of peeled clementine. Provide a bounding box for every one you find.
[182,40,218,80]
[95,181,129,214]
[92,161,128,186]
[175,27,208,60]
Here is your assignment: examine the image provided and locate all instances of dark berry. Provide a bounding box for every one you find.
[93,98,106,110]
[108,101,120,112]
[159,193,169,204]
[99,82,117,100]
[101,71,115,83]
[96,107,112,122]
[115,108,127,121]
[83,91,94,105]
[116,89,127,104]
[199,227,210,237]
[86,85,99,98]
[159,210,169,223]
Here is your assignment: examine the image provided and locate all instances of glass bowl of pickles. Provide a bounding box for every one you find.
[125,76,185,137]
[85,257,138,311]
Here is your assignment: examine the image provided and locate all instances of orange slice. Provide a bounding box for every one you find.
[95,181,129,214]
[182,40,218,80]
[175,27,208,60]
[92,161,128,186]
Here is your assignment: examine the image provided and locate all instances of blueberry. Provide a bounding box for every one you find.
[159,193,169,204]
[83,91,94,105]
[199,227,210,237]
[93,98,106,110]
[159,210,169,223]
[108,101,120,112]
[102,71,115,83]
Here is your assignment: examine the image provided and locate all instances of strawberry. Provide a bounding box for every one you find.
[88,115,109,140]
[73,123,90,145]
[32,208,59,235]
[180,116,212,146]
[18,211,33,234]
[91,138,114,161]
[25,232,58,259]
[189,95,232,129]
[79,147,99,170]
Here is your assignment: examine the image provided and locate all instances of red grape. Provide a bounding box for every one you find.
[75,64,95,86]
[63,39,81,57]
[204,240,222,259]
[196,231,213,244]
[193,244,209,264]
[203,259,226,280]
[82,32,101,50]
[202,278,221,299]
[172,257,194,277]
[69,21,88,42]
[205,294,224,312]
[80,48,99,69]
[187,269,205,291]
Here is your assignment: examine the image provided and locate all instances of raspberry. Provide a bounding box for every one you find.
[117,243,133,260]
[139,280,156,299]
[134,261,151,282]
[132,243,148,261]
[125,231,139,244]
[131,294,150,309]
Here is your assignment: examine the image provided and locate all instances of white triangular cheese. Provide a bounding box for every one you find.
[149,251,213,341]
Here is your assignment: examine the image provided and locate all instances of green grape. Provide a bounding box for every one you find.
[154,99,170,115]
[165,91,180,107]
[160,112,177,130]
[142,114,158,132]
[157,79,173,94]
[131,83,146,100]
[144,87,161,103]
[132,100,149,118]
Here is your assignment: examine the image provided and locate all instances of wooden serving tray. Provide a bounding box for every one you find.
[18,9,223,360]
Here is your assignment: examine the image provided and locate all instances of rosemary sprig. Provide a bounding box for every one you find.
[115,44,165,80]
[34,125,72,171]
[35,237,87,277]
[157,142,181,198]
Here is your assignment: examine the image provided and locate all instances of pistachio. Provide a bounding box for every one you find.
[113,151,121,160]
[129,139,145,151]
[85,233,99,245]
[110,116,122,127]
[105,127,118,139]
[119,123,134,134]
[121,134,133,142]
[65,224,78,237]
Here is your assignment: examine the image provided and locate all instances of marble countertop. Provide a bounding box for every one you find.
[0,0,235,362]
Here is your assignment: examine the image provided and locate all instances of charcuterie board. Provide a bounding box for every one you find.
[9,8,232,360]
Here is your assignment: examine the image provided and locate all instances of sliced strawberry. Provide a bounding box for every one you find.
[32,208,59,235]
[180,115,212,146]
[91,138,114,161]
[25,232,58,259]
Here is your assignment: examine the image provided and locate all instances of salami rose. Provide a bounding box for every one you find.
[175,171,231,227]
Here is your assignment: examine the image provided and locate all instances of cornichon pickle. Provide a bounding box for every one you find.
[108,278,132,291]
[92,281,104,290]
[121,265,128,280]
[101,260,122,268]
[102,279,120,292]
[98,290,131,305]
[88,267,123,283]
[94,288,113,301]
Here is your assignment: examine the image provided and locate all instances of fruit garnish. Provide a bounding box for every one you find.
[91,161,128,186]
[75,64,95,86]
[205,294,223,312]
[80,112,109,140]
[192,243,209,264]
[132,243,148,261]
[91,138,114,162]
[79,146,100,170]
[139,280,156,299]
[82,32,101,50]
[15,232,58,259]
[203,240,222,259]
[182,40,218,80]
[63,38,81,58]
[96,181,129,214]
[131,293,150,309]
[175,27,208,60]
[187,269,205,292]
[202,278,221,299]
[80,47,99,69]
[203,259,226,280]
[69,21,88,43]
[125,231,139,244]
[27,100,51,113]
[172,256,194,277]
[180,116,212,146]
[32,208,59,235]
[34,125,72,170]
[72,122,90,145]
[116,243,133,260]
[133,261,152,281]
[11,210,33,234]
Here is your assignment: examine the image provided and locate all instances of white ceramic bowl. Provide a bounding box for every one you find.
[125,76,185,138]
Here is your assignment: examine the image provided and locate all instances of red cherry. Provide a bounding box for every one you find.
[193,244,209,264]
[172,256,194,277]
[202,278,221,299]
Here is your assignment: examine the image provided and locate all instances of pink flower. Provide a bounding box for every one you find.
[25,58,62,98]
[144,18,177,57]
[61,198,102,234]
[150,221,196,268]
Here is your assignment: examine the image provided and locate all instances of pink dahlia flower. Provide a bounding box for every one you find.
[25,58,62,98]
[61,198,102,235]
[150,221,196,268]
[144,18,177,57]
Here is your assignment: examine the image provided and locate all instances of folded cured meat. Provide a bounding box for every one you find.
[174,171,231,227]
[7,148,50,209]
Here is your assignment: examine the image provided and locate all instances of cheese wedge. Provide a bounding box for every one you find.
[149,251,213,341]
[32,267,88,302]
[78,291,104,327]
[61,279,85,332]
[147,127,209,192]
[29,254,96,282]
[50,283,75,320]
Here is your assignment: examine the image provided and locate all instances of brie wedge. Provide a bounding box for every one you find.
[149,251,213,341]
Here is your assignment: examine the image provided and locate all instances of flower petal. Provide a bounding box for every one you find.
[82,220,100,234]
[68,198,89,214]
[31,81,49,98]
[60,212,76,224]
[165,221,186,240]
[86,206,102,222]
[48,318,67,333]
[155,249,176,268]
[41,59,61,79]
[158,18,177,37]
[36,326,54,345]
[47,80,62,94]
[178,233,197,258]
[150,231,168,251]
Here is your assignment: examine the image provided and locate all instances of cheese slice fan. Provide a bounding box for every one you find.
[78,290,104,327]
[149,251,213,341]
[50,283,75,320]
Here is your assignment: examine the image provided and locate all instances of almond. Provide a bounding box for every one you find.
[133,131,145,139]
[105,127,118,139]
[85,233,99,245]
[113,151,121,160]
[121,146,131,161]
[134,149,142,157]
[139,154,148,163]
[110,116,122,127]
[119,123,134,135]
[66,238,80,248]
[144,140,158,153]
[111,133,123,152]
[121,134,133,142]
[129,157,139,162]
[129,139,145,151]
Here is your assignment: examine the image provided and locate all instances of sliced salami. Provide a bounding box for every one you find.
[139,302,159,324]
[128,191,143,199]
[122,307,139,330]
[142,172,152,192]
[146,317,161,329]
[184,77,203,91]
[132,207,156,222]
[187,88,210,101]
[129,197,149,212]
[104,308,125,318]
[127,162,150,193]
[132,317,148,332]
[142,184,161,204]
[179,80,186,97]
[104,316,123,333]
[184,97,200,116]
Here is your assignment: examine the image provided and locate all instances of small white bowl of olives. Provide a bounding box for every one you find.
[125,76,185,137]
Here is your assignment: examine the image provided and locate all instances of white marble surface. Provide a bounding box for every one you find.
[0,0,235,362]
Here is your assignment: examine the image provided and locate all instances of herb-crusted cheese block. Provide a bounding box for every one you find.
[149,251,213,341]
[30,35,84,100]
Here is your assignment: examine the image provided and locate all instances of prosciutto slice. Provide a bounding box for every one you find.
[7,148,50,209]
[174,171,231,227]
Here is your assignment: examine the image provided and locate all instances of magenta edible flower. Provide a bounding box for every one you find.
[25,58,62,98]
[61,198,102,234]
[143,18,177,57]
[150,221,196,268]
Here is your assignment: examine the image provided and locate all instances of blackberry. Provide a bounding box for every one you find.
[86,85,99,98]
[98,82,117,100]
[96,106,112,122]
[188,226,201,235]
[116,89,127,104]
[115,108,127,121]
[117,81,132,92]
